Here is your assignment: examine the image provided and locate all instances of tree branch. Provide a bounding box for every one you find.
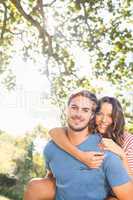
[10,0,53,78]
[82,3,100,51]
[43,0,57,7]
[0,1,7,40]
[38,0,53,78]
[10,0,49,39]
[0,26,25,36]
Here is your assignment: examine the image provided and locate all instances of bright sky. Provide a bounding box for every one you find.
[0,58,61,136]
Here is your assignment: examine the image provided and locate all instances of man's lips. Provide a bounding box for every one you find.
[71,117,83,123]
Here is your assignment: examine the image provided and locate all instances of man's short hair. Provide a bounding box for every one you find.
[68,90,98,109]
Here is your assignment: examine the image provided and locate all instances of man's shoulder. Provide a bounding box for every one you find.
[45,139,54,147]
[105,150,120,159]
[43,140,56,156]
[103,150,122,167]
[103,151,130,187]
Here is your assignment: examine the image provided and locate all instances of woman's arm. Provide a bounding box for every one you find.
[101,138,133,177]
[49,127,104,168]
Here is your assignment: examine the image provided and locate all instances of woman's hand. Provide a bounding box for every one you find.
[100,138,133,177]
[78,151,104,168]
[99,138,126,160]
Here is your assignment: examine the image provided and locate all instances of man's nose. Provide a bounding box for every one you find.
[75,109,82,116]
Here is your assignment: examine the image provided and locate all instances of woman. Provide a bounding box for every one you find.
[24,96,133,200]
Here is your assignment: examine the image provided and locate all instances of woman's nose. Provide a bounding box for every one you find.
[101,115,107,122]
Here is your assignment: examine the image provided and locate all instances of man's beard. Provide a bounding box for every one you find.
[68,122,89,132]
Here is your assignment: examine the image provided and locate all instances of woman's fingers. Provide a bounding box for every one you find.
[80,151,104,168]
[89,153,104,168]
[90,160,103,168]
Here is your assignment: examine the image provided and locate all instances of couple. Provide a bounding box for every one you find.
[24,90,133,200]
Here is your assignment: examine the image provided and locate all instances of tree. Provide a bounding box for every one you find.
[0,126,48,200]
[0,0,133,122]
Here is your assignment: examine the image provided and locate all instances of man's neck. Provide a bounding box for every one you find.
[67,128,91,146]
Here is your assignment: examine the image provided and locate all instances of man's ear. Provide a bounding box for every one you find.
[64,107,68,116]
[90,113,95,120]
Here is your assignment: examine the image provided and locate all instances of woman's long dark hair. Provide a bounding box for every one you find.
[95,97,125,146]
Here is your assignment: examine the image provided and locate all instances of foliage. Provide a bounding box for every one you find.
[0,126,48,200]
[126,122,133,134]
[0,0,132,124]
[0,132,20,175]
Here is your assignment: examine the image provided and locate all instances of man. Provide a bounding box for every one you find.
[43,90,133,200]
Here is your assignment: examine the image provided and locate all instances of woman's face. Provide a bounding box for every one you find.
[96,102,113,134]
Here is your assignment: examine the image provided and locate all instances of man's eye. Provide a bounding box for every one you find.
[71,106,77,110]
[84,109,89,112]
[83,109,91,113]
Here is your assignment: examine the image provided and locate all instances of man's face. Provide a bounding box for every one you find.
[67,95,94,132]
